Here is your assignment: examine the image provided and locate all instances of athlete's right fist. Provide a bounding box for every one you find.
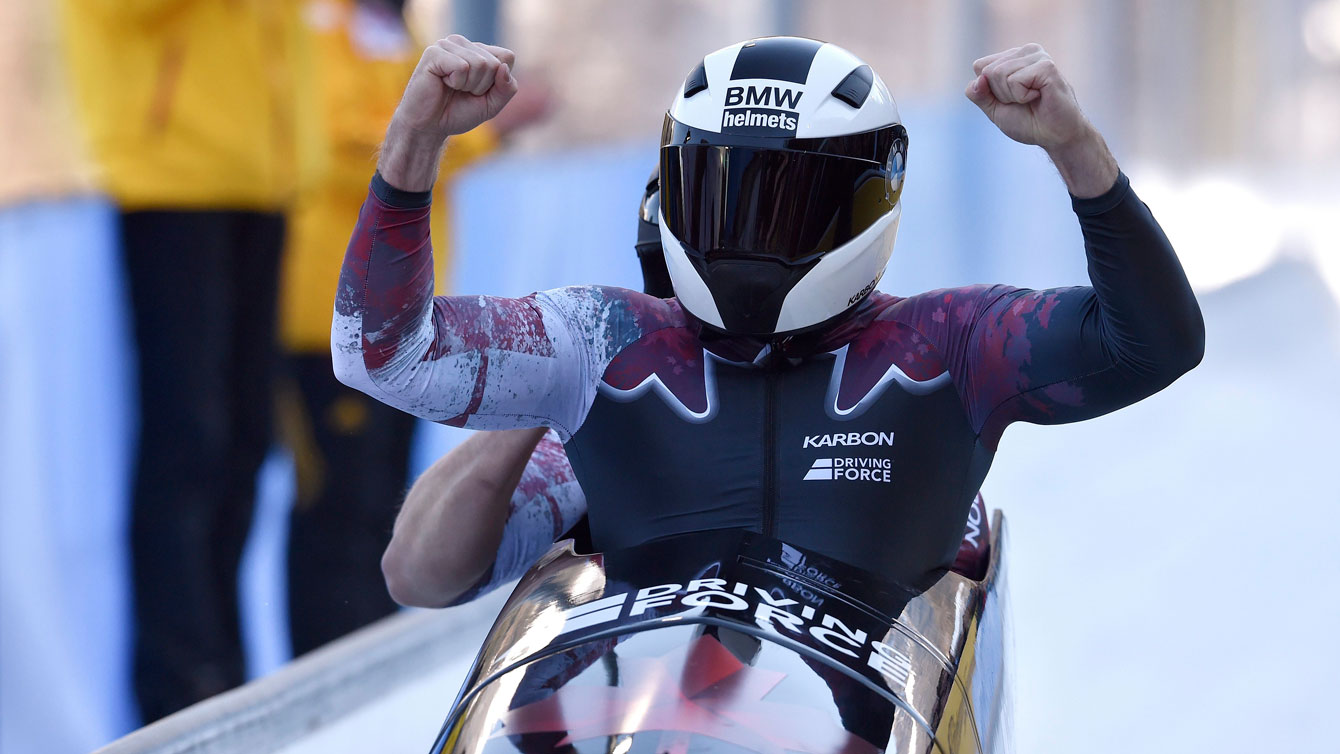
[379,35,518,191]
[398,35,518,137]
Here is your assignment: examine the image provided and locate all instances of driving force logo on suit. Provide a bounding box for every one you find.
[801,431,895,483]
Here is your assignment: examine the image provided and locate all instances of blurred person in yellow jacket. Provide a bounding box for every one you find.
[60,0,304,721]
[279,0,550,657]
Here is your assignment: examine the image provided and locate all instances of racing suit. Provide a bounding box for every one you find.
[333,171,1203,594]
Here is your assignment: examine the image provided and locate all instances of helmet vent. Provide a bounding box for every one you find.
[831,65,874,108]
[683,60,709,97]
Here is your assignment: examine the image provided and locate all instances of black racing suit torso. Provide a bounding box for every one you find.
[569,307,985,589]
[333,172,1204,593]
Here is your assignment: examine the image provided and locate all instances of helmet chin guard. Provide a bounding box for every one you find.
[659,36,907,337]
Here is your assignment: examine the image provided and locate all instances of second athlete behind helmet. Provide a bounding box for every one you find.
[335,36,1204,605]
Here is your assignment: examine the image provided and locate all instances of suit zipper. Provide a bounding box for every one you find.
[762,367,779,537]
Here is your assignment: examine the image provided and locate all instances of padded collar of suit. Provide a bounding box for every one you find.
[689,291,890,367]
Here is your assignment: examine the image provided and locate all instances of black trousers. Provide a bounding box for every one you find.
[281,353,414,657]
[122,210,284,723]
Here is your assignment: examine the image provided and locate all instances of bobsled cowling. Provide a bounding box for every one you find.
[432,518,1009,754]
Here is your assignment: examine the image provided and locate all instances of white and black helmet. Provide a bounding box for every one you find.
[659,36,907,337]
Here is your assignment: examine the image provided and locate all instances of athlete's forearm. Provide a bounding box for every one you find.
[383,428,589,608]
[377,123,448,193]
[445,431,589,606]
[382,428,546,607]
[1075,173,1204,379]
[331,175,434,404]
[331,175,454,420]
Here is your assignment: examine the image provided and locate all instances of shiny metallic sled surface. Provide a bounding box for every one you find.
[432,514,1009,754]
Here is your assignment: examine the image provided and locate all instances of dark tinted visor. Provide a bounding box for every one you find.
[661,144,899,264]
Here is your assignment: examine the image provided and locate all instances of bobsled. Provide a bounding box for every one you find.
[430,512,1009,754]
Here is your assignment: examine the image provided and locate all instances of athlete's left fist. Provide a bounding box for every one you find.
[965,44,1092,150]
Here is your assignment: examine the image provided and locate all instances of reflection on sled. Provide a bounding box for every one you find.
[432,514,1009,754]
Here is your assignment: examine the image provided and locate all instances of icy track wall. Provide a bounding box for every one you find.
[94,590,507,754]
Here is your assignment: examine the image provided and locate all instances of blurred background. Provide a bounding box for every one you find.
[1,0,1337,752]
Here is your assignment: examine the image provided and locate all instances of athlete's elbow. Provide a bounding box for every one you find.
[1177,330,1206,375]
[331,358,357,391]
[382,545,446,608]
[1134,317,1204,395]
[330,339,367,391]
[380,548,419,607]
[1166,303,1206,376]
[380,539,478,609]
[1125,297,1205,384]
[382,559,433,609]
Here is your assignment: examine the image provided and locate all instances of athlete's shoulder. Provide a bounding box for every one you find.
[880,284,1024,330]
[533,286,696,374]
[821,290,949,385]
[594,293,710,416]
[537,285,690,333]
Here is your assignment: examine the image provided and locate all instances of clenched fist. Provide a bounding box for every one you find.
[965,43,1088,149]
[966,43,1118,198]
[379,35,519,192]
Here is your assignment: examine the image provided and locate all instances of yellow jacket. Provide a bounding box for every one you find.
[279,0,497,352]
[60,0,302,210]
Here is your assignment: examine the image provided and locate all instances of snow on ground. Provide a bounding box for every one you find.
[988,256,1340,753]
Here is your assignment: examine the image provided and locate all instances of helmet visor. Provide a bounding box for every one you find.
[660,144,900,265]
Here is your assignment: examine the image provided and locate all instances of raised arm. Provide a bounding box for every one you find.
[902,45,1204,448]
[332,176,591,435]
[381,429,586,608]
[332,35,667,436]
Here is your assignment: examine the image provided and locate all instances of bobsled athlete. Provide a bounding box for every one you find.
[378,171,992,607]
[335,36,1204,607]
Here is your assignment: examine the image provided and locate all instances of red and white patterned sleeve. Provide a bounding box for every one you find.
[332,175,674,440]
